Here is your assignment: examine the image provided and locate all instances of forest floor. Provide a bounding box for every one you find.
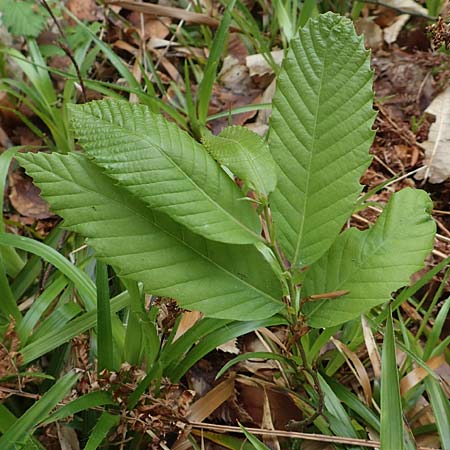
[0,1,449,449]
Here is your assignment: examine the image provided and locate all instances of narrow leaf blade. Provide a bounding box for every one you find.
[83,412,120,450]
[0,370,79,450]
[425,377,450,450]
[380,307,404,450]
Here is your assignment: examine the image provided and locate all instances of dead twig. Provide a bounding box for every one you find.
[107,0,221,28]
[188,422,440,449]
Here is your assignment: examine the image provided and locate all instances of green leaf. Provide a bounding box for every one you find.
[216,351,294,379]
[303,188,435,327]
[0,0,47,38]
[83,412,120,450]
[319,375,361,443]
[96,261,115,371]
[380,307,404,450]
[0,233,96,311]
[21,290,130,364]
[0,370,79,450]
[196,0,236,125]
[238,423,271,450]
[164,315,286,381]
[269,12,375,267]
[425,377,450,450]
[43,391,115,425]
[17,152,283,321]
[69,99,261,245]
[0,147,25,277]
[203,126,277,197]
[0,405,46,450]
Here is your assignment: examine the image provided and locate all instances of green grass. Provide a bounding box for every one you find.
[0,3,448,449]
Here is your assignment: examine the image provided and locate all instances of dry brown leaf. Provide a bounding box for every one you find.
[355,18,383,50]
[9,170,54,219]
[216,338,240,354]
[383,14,410,44]
[236,376,302,428]
[0,126,11,149]
[67,0,98,21]
[381,0,428,15]
[245,50,283,78]
[400,354,445,395]
[128,13,171,40]
[172,311,203,342]
[331,337,372,406]
[188,377,235,422]
[107,0,220,28]
[129,58,142,104]
[361,316,382,380]
[57,424,81,450]
[416,86,450,183]
[219,56,252,94]
[261,388,280,450]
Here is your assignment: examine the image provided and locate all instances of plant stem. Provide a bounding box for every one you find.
[263,203,297,311]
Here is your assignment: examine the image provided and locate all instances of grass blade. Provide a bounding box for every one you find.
[425,377,450,450]
[83,411,120,450]
[380,305,404,450]
[197,0,236,125]
[0,233,96,308]
[96,260,114,371]
[0,147,25,276]
[43,391,115,425]
[424,296,450,359]
[20,291,130,364]
[0,405,46,450]
[216,352,295,379]
[238,423,271,450]
[17,274,68,344]
[0,251,21,324]
[0,370,79,450]
[164,315,287,382]
[299,0,317,27]
[123,280,144,365]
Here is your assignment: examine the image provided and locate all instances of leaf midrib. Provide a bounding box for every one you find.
[76,111,262,243]
[46,155,279,304]
[292,19,341,264]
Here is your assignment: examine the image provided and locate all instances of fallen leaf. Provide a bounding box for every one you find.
[383,14,410,44]
[216,338,240,354]
[261,388,280,450]
[219,56,252,94]
[172,311,203,342]
[382,0,428,15]
[246,50,283,78]
[57,424,81,450]
[0,126,11,149]
[355,18,383,50]
[188,377,235,422]
[9,169,55,219]
[400,354,445,395]
[108,0,221,28]
[67,0,98,21]
[128,13,171,40]
[416,87,450,183]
